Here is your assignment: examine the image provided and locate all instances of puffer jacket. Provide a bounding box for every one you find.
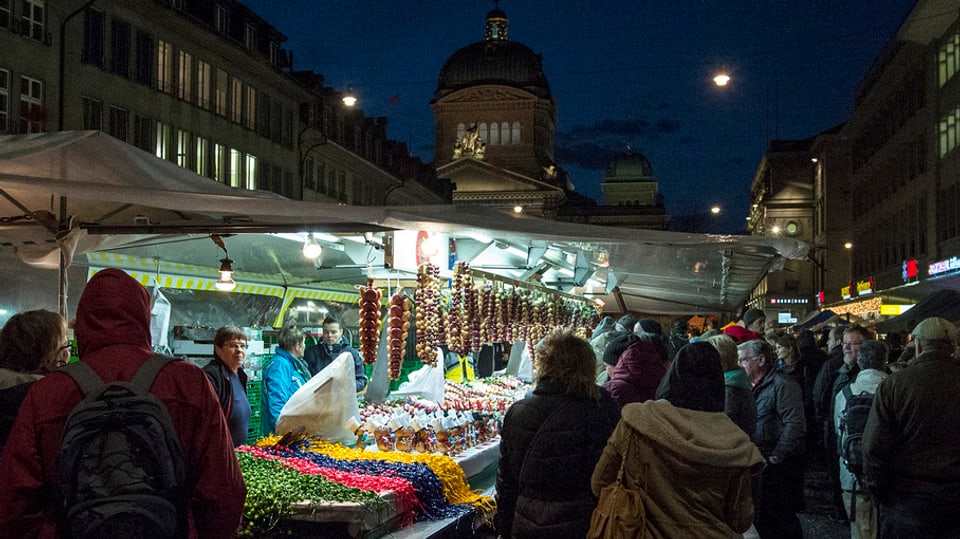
[752,369,806,460]
[591,400,763,538]
[603,339,668,408]
[0,269,245,539]
[495,378,620,539]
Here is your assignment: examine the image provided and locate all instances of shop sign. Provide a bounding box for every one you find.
[816,291,825,305]
[777,312,798,324]
[841,282,853,300]
[928,256,960,277]
[769,297,808,305]
[902,259,918,282]
[880,304,914,316]
[856,277,875,296]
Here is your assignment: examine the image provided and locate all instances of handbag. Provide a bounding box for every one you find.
[587,436,646,539]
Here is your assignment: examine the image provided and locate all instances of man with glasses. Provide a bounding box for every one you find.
[738,338,806,539]
[203,326,251,447]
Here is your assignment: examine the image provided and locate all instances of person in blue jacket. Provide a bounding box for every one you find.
[262,324,310,435]
[304,316,367,393]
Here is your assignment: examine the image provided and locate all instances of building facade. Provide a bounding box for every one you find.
[0,0,450,210]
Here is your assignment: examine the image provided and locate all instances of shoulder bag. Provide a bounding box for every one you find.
[587,433,647,539]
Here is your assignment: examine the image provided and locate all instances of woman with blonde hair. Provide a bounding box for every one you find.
[0,309,69,449]
[705,333,756,437]
[495,329,620,539]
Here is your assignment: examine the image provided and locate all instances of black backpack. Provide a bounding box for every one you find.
[837,384,874,481]
[57,355,187,538]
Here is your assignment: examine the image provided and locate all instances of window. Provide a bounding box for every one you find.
[268,41,280,66]
[81,97,102,130]
[229,149,241,187]
[177,50,192,101]
[107,105,127,141]
[154,121,171,160]
[22,0,44,41]
[196,60,211,109]
[110,20,130,77]
[214,143,226,182]
[135,31,154,86]
[195,135,209,177]
[230,78,242,123]
[244,86,255,129]
[133,115,153,152]
[82,8,104,67]
[215,4,228,34]
[939,32,960,87]
[0,0,10,29]
[176,129,189,168]
[511,121,520,144]
[18,76,44,133]
[939,107,960,158]
[244,24,256,50]
[303,157,314,190]
[478,122,487,142]
[156,39,173,93]
[501,121,510,144]
[215,69,228,116]
[244,154,256,190]
[0,69,8,134]
[489,122,499,145]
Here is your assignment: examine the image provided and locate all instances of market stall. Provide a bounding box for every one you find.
[0,130,812,536]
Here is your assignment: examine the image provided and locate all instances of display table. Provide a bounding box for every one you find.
[284,439,500,539]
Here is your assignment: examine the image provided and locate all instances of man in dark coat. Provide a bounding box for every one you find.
[202,325,251,447]
[303,316,367,392]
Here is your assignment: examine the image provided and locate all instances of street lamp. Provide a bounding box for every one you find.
[710,205,721,215]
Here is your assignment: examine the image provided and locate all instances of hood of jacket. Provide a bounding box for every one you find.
[75,268,152,356]
[0,368,42,390]
[611,338,667,383]
[621,400,763,468]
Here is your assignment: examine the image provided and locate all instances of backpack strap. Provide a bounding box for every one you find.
[842,383,853,404]
[60,361,106,398]
[130,354,181,393]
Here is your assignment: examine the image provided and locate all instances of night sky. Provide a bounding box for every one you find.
[242,1,917,233]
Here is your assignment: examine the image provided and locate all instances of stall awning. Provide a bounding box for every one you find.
[0,131,809,316]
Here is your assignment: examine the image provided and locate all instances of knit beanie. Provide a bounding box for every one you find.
[603,333,639,366]
[635,318,663,336]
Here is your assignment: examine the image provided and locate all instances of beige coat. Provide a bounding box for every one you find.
[591,400,764,538]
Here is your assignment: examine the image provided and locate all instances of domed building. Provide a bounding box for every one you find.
[431,7,667,230]
[430,7,565,217]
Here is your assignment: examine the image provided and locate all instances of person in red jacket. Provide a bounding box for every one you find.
[0,268,246,538]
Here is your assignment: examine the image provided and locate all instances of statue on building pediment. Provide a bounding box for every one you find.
[453,122,486,159]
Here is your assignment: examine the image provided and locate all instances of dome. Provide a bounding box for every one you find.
[433,8,551,101]
[435,41,552,99]
[605,150,654,181]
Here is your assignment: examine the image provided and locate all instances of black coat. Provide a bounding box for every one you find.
[303,339,367,392]
[202,356,247,418]
[494,379,620,539]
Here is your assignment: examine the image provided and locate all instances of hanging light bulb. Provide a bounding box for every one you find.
[302,233,323,259]
[215,257,236,292]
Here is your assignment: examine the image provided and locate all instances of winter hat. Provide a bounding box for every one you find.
[603,333,640,366]
[635,318,663,336]
[911,317,958,343]
[654,342,725,413]
[616,314,638,333]
[742,308,765,328]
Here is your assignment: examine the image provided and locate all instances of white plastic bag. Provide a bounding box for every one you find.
[393,355,446,402]
[276,352,359,444]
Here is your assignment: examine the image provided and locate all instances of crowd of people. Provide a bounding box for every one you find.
[492,308,960,539]
[1,271,958,538]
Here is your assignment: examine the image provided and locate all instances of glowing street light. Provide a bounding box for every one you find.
[710,206,721,214]
[712,71,731,87]
[844,241,853,249]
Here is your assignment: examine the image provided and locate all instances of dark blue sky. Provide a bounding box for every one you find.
[243,1,917,233]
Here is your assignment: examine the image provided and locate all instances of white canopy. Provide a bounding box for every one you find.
[0,131,809,316]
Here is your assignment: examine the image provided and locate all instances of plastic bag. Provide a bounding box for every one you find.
[394,358,446,402]
[276,352,359,444]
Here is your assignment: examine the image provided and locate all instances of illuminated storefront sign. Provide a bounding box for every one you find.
[928,256,960,277]
[841,282,853,300]
[769,297,809,305]
[856,277,875,296]
[880,304,914,316]
[816,291,825,305]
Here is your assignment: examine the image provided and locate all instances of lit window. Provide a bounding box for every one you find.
[195,136,209,177]
[18,76,44,133]
[244,154,256,190]
[214,143,226,182]
[478,122,487,142]
[230,149,241,187]
[176,129,189,168]
[156,39,173,93]
[489,122,499,145]
[231,78,242,123]
[154,121,171,159]
[178,50,192,101]
[501,121,509,144]
[511,121,520,144]
[196,60,211,109]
